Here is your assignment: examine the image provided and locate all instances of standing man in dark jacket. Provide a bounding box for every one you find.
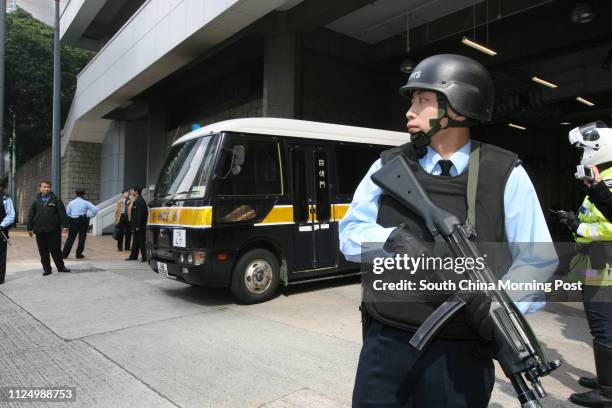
[27,181,71,275]
[126,186,148,262]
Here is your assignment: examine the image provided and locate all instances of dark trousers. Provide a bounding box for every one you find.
[352,319,495,408]
[129,228,146,260]
[62,217,88,258]
[117,214,131,250]
[0,238,6,282]
[36,231,65,273]
[584,285,612,346]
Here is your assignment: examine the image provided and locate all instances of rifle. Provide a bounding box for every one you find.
[371,155,561,408]
[0,230,10,246]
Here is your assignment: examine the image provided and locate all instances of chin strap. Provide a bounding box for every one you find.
[411,95,475,158]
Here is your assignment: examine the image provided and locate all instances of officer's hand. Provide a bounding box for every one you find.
[383,223,431,256]
[584,165,602,186]
[28,231,33,237]
[461,291,494,341]
[551,209,579,233]
[62,228,69,234]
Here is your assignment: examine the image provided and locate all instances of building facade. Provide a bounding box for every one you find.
[13,0,612,240]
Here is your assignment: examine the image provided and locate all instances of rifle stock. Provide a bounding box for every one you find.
[370,156,460,239]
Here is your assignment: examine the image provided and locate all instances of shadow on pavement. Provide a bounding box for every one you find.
[278,274,361,297]
[159,284,235,307]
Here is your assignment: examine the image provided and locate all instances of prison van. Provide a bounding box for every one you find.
[146,118,408,303]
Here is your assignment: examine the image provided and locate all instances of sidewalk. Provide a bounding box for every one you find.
[1,227,594,407]
[7,226,129,263]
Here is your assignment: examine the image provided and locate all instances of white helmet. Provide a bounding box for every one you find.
[568,121,612,166]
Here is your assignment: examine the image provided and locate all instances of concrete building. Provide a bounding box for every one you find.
[13,0,612,239]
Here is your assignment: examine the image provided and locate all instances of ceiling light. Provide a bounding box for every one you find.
[531,76,558,89]
[508,123,526,130]
[461,36,497,56]
[399,14,414,74]
[400,57,415,74]
[571,2,595,23]
[576,96,595,107]
[560,122,572,125]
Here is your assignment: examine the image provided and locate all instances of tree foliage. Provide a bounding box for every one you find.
[3,7,94,166]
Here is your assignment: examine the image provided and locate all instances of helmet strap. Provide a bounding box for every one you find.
[410,96,448,158]
[410,94,474,158]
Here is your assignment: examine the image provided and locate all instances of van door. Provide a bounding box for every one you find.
[290,145,336,274]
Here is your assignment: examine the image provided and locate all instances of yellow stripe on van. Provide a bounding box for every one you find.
[332,204,350,221]
[148,207,213,228]
[259,206,294,224]
[148,204,349,228]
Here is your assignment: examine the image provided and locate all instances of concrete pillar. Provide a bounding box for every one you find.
[263,32,300,118]
[100,122,126,201]
[145,104,167,199]
[124,121,147,194]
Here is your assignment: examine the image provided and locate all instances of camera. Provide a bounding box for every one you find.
[575,164,595,181]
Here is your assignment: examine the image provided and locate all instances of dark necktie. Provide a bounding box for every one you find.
[438,160,453,176]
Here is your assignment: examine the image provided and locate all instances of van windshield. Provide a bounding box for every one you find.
[155,135,219,200]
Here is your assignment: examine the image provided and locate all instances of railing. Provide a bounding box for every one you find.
[90,193,122,236]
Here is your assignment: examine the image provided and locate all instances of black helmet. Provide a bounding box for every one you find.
[399,54,495,122]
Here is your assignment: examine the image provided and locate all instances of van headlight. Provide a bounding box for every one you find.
[179,251,206,266]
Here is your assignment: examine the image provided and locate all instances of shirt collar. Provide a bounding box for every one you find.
[419,140,471,176]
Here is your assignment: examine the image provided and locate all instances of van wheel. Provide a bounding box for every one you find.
[230,249,280,304]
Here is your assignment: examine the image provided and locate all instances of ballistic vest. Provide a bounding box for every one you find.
[366,141,518,339]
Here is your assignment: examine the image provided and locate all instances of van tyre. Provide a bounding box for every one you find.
[231,249,280,304]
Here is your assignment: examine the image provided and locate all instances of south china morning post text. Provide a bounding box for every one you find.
[360,242,584,303]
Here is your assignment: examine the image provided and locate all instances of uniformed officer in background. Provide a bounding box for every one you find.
[27,181,70,275]
[553,122,612,407]
[126,186,148,262]
[0,181,16,285]
[62,188,98,259]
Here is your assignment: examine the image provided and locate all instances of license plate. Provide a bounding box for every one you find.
[157,262,168,278]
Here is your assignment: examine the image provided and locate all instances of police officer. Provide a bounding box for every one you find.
[126,186,148,262]
[62,188,98,259]
[27,181,70,275]
[339,54,556,407]
[554,122,612,407]
[0,181,16,285]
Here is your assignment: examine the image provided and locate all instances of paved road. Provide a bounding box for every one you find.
[0,237,593,407]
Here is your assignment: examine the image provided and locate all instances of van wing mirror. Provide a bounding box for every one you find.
[216,145,246,179]
[231,145,245,176]
[233,145,245,167]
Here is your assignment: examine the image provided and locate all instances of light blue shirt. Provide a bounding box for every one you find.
[66,197,98,218]
[338,141,558,314]
[1,196,15,228]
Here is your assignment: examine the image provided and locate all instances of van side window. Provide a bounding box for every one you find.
[217,140,283,196]
[336,144,386,197]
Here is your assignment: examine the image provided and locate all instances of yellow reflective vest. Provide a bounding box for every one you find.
[569,167,612,286]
